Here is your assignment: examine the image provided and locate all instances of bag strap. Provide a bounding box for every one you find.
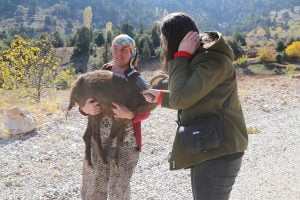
[177,71,236,126]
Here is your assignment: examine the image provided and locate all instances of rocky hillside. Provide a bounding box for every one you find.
[0,0,299,34]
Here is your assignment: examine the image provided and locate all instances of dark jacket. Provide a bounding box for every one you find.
[161,32,248,170]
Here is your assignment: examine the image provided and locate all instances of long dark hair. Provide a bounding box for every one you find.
[160,12,199,72]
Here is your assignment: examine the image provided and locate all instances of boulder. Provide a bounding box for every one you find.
[2,106,37,135]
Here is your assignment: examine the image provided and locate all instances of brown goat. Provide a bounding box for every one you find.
[67,70,157,168]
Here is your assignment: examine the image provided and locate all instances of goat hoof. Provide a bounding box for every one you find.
[111,160,119,170]
[100,160,108,167]
[87,164,94,170]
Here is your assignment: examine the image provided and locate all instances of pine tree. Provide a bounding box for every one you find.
[106,31,112,45]
[142,39,151,59]
[73,26,91,56]
[151,26,160,48]
[51,30,65,48]
[95,31,105,47]
[233,33,246,46]
[121,23,135,38]
[276,40,285,52]
[102,42,109,63]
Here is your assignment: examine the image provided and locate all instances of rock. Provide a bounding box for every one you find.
[2,106,38,135]
[262,104,271,112]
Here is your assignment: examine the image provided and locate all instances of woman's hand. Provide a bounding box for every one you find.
[80,98,102,115]
[178,31,201,55]
[112,103,135,119]
[142,89,161,103]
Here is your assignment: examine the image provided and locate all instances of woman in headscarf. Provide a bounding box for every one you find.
[79,34,149,200]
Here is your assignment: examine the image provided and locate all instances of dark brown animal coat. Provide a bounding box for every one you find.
[68,70,157,168]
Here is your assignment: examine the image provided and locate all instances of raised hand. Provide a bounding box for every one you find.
[178,31,201,55]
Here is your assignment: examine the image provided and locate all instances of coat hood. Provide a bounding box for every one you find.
[200,32,234,61]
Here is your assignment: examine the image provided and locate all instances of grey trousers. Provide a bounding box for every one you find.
[190,152,243,200]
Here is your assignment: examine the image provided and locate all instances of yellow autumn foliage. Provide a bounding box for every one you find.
[285,41,300,58]
[258,46,276,63]
[0,35,74,102]
[256,27,266,37]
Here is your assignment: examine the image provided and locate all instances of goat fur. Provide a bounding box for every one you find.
[67,70,157,168]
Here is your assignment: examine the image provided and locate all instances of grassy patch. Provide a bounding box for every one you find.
[247,64,276,75]
[285,64,297,75]
[4,180,13,187]
[247,126,261,134]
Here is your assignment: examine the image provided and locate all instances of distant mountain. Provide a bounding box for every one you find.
[0,0,299,34]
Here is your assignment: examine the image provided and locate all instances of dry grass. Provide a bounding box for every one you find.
[247,126,261,134]
[0,88,70,138]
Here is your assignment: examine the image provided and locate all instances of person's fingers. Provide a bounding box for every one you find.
[142,89,159,95]
[91,111,100,115]
[183,31,193,40]
[189,32,199,42]
[192,35,199,42]
[112,108,117,115]
[141,90,148,94]
[196,40,202,49]
[144,95,150,102]
[144,95,153,103]
[94,108,101,113]
[141,89,153,95]
[111,103,120,109]
[145,94,155,102]
[112,104,122,112]
[186,31,198,41]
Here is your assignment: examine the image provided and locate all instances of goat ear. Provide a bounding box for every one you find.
[67,101,75,111]
[66,99,75,121]
[67,94,75,111]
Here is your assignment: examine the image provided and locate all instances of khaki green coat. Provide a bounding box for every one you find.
[161,32,248,170]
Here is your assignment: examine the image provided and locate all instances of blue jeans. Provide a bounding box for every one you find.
[190,152,243,200]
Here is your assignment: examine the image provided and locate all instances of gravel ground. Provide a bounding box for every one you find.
[0,75,299,200]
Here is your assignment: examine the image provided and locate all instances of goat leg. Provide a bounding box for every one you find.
[112,128,127,170]
[90,115,108,167]
[103,118,121,155]
[109,119,129,170]
[82,123,93,168]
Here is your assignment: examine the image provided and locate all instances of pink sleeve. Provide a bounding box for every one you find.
[132,113,150,123]
[157,90,163,104]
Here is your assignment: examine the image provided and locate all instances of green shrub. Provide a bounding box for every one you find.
[275,54,283,63]
[276,40,285,52]
[236,55,248,68]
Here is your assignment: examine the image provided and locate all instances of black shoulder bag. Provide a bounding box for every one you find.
[177,76,235,153]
